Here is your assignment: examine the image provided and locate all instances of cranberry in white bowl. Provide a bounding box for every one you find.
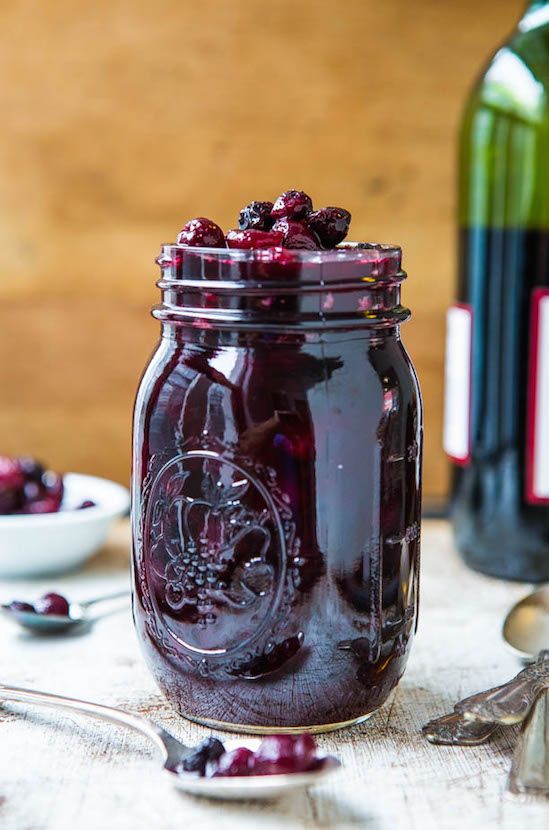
[0,462,129,577]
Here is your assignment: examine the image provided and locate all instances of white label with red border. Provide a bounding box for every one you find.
[443,304,473,465]
[526,289,549,504]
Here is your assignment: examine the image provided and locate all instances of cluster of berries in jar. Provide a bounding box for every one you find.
[176,190,351,250]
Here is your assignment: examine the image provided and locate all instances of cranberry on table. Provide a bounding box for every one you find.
[226,229,284,249]
[271,190,313,220]
[238,200,274,231]
[177,217,226,248]
[34,592,70,616]
[253,734,317,775]
[211,747,255,778]
[271,218,320,250]
[308,207,352,248]
[78,500,96,509]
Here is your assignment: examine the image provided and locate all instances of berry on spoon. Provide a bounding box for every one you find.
[211,747,255,777]
[34,592,70,616]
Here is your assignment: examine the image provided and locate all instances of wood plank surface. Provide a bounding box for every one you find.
[0,519,547,829]
[0,0,527,499]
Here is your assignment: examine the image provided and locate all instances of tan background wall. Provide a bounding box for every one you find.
[0,0,524,499]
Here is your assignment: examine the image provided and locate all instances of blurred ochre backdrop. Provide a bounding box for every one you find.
[0,0,524,499]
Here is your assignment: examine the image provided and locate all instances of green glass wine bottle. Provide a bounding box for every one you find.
[445,0,549,580]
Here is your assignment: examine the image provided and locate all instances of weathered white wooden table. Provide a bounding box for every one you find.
[1,520,547,830]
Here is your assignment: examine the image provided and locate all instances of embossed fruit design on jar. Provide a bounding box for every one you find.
[131,194,422,732]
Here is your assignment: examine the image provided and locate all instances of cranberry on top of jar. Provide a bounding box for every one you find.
[175,190,352,251]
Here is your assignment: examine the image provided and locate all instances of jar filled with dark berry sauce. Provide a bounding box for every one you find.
[131,242,422,733]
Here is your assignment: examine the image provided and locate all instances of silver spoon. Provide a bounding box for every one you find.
[0,682,340,801]
[501,586,549,796]
[421,654,549,747]
[502,585,549,660]
[0,590,129,633]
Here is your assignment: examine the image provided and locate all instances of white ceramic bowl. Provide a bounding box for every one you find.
[0,473,130,578]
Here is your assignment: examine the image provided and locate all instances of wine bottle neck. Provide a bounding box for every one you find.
[521,1,549,31]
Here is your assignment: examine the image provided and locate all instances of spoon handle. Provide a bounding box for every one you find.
[80,590,130,609]
[422,711,498,745]
[0,682,184,765]
[508,689,549,796]
[455,660,549,724]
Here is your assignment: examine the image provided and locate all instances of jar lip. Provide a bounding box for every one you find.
[154,241,408,330]
[157,241,402,272]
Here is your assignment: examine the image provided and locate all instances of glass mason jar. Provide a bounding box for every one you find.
[131,243,422,733]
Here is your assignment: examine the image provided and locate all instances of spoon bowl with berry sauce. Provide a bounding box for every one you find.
[1,589,129,634]
[0,682,340,801]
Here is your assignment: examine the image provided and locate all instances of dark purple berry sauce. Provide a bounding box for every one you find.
[174,190,352,252]
[271,190,313,220]
[252,734,317,775]
[271,218,320,249]
[177,218,226,249]
[226,229,284,249]
[177,733,326,778]
[177,737,225,776]
[0,456,64,515]
[8,600,35,614]
[308,207,351,248]
[8,591,70,617]
[0,456,96,516]
[238,201,275,231]
[134,199,420,732]
[212,747,255,778]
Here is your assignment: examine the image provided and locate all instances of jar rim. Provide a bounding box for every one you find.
[154,241,409,331]
[157,241,402,274]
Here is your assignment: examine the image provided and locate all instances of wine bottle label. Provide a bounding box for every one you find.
[526,288,549,504]
[443,304,473,465]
